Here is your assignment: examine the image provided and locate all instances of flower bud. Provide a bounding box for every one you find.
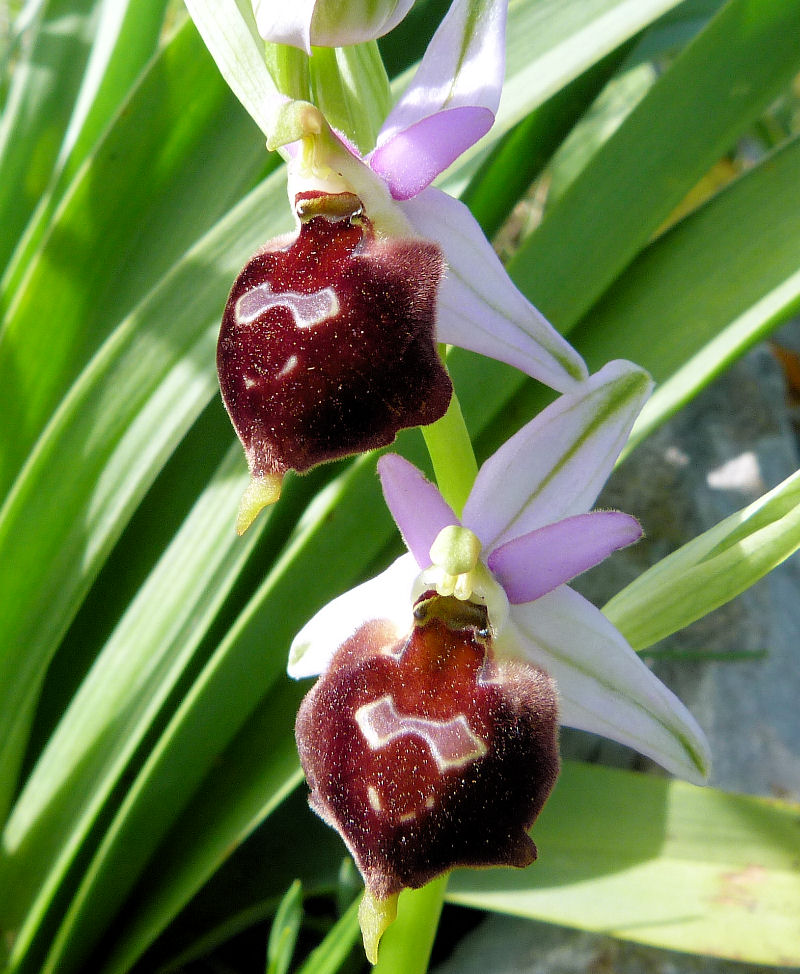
[217,191,451,531]
[253,0,416,54]
[295,590,560,959]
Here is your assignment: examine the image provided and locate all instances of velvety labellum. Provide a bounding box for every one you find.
[295,593,560,902]
[217,192,452,490]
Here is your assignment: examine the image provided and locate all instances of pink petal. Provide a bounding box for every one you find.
[370,107,493,200]
[463,361,652,551]
[400,188,587,390]
[504,587,710,783]
[488,511,642,604]
[372,0,506,190]
[377,454,460,568]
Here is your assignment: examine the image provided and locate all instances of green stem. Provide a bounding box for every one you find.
[421,381,478,517]
[264,42,311,101]
[371,875,449,974]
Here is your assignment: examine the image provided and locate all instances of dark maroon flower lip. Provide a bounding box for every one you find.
[217,190,452,532]
[295,591,560,908]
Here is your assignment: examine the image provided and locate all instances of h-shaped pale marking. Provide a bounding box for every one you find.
[355,695,487,772]
[235,282,340,330]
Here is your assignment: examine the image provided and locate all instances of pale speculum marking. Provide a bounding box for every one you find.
[235,282,340,330]
[276,354,300,378]
[367,785,383,813]
[355,696,487,772]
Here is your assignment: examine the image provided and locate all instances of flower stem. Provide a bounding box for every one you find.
[421,376,478,516]
[371,874,449,973]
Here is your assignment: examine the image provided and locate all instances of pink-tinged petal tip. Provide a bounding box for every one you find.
[375,0,507,186]
[488,511,643,604]
[463,360,652,550]
[377,455,459,568]
[370,107,494,200]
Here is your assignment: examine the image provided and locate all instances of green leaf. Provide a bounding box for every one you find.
[604,468,800,652]
[508,0,800,330]
[442,0,687,193]
[447,762,800,966]
[266,881,303,974]
[0,167,291,823]
[2,0,171,294]
[545,59,657,205]
[0,18,268,498]
[183,0,282,138]
[461,43,635,239]
[480,133,800,465]
[0,0,100,272]
[294,896,361,974]
[96,711,339,974]
[567,134,800,450]
[0,444,268,964]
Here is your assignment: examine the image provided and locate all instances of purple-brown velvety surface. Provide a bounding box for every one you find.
[217,193,452,478]
[296,593,560,900]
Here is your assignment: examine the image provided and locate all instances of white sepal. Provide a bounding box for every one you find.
[287,553,417,678]
[504,586,710,783]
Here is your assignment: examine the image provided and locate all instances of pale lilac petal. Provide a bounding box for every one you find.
[504,587,710,783]
[370,107,493,200]
[372,0,506,189]
[488,511,642,604]
[463,361,652,550]
[401,188,587,390]
[378,454,459,569]
[287,554,417,678]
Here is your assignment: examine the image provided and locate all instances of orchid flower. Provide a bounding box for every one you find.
[252,0,417,53]
[289,361,711,955]
[185,0,588,529]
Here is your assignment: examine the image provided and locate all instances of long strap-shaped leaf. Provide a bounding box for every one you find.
[0,444,267,963]
[605,466,800,651]
[0,167,292,824]
[508,0,800,330]
[1,0,102,272]
[571,133,800,446]
[0,0,170,296]
[436,0,686,188]
[0,18,268,501]
[447,761,800,966]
